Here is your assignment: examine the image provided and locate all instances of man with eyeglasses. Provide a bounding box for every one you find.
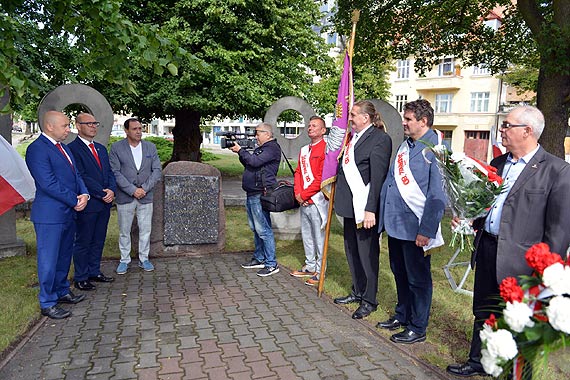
[230,123,281,277]
[68,113,117,291]
[447,105,570,378]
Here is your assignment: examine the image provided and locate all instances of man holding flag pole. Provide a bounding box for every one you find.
[317,10,359,297]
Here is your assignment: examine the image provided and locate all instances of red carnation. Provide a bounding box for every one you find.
[525,243,564,275]
[499,277,524,303]
[485,313,498,329]
[532,301,548,322]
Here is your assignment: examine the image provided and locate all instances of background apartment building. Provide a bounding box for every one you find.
[388,57,510,162]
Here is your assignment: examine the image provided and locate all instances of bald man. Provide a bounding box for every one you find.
[26,111,89,319]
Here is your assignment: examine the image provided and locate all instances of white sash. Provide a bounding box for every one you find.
[394,134,444,251]
[300,142,329,229]
[342,134,369,226]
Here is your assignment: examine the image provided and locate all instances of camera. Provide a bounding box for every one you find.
[216,131,257,150]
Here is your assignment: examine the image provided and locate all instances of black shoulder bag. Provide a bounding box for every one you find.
[260,150,299,212]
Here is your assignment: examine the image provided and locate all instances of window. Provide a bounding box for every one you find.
[465,131,490,139]
[396,59,410,79]
[470,92,490,112]
[483,19,501,31]
[435,94,453,113]
[438,57,454,76]
[395,95,408,112]
[473,65,490,75]
[441,130,453,147]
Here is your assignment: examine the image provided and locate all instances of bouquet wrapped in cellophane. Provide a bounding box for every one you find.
[422,143,504,252]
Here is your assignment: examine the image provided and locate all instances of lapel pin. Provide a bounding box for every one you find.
[531,164,538,168]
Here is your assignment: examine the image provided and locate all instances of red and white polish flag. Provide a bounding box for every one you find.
[0,135,35,215]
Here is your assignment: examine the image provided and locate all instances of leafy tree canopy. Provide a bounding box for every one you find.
[102,0,335,122]
[1,0,184,113]
[334,1,570,157]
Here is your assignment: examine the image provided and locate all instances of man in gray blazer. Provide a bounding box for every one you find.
[447,105,570,377]
[109,118,162,275]
[378,99,447,344]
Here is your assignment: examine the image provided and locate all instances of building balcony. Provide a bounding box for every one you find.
[415,75,462,92]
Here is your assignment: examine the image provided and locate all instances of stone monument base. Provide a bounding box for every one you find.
[0,210,26,259]
[147,161,226,256]
[270,208,301,240]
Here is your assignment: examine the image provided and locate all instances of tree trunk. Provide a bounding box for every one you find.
[25,121,31,135]
[167,109,203,165]
[536,64,570,159]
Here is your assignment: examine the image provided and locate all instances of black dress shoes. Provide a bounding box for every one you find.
[377,317,406,331]
[75,280,96,291]
[446,362,488,377]
[334,294,361,305]
[352,302,377,319]
[57,291,86,304]
[89,273,115,283]
[41,305,71,319]
[390,329,426,344]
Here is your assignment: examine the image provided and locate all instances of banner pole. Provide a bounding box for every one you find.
[317,9,359,297]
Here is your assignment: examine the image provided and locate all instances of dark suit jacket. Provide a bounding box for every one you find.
[68,138,116,213]
[335,127,392,218]
[472,146,570,282]
[25,134,88,223]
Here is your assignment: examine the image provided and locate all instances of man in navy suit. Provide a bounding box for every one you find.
[378,99,447,344]
[109,118,162,274]
[26,111,89,319]
[68,113,116,291]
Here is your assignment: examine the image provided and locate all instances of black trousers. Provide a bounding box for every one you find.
[343,217,380,306]
[468,231,502,370]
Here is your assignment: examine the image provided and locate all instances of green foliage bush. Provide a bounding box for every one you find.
[143,136,174,162]
[106,135,218,163]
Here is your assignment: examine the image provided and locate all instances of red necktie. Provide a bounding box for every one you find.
[89,143,102,168]
[56,143,73,168]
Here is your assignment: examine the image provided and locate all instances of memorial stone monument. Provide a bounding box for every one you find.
[150,161,225,255]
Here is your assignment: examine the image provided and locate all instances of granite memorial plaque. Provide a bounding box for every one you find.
[164,175,219,245]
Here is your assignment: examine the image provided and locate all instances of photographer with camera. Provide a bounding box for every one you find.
[229,123,282,277]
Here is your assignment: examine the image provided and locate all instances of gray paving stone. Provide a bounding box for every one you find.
[0,255,447,380]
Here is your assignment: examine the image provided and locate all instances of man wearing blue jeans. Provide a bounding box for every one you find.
[230,122,281,277]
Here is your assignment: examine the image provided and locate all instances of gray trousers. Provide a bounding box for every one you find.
[300,203,325,274]
[117,200,153,264]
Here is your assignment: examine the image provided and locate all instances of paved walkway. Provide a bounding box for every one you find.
[0,254,448,380]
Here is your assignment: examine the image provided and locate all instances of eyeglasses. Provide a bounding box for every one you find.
[255,130,269,135]
[78,121,101,127]
[500,121,527,130]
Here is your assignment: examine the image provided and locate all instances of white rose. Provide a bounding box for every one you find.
[451,152,466,162]
[504,301,535,333]
[485,329,518,360]
[481,349,504,377]
[543,263,570,296]
[433,144,447,155]
[546,296,570,334]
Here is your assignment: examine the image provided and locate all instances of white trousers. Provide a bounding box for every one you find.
[300,203,325,274]
[117,200,153,264]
